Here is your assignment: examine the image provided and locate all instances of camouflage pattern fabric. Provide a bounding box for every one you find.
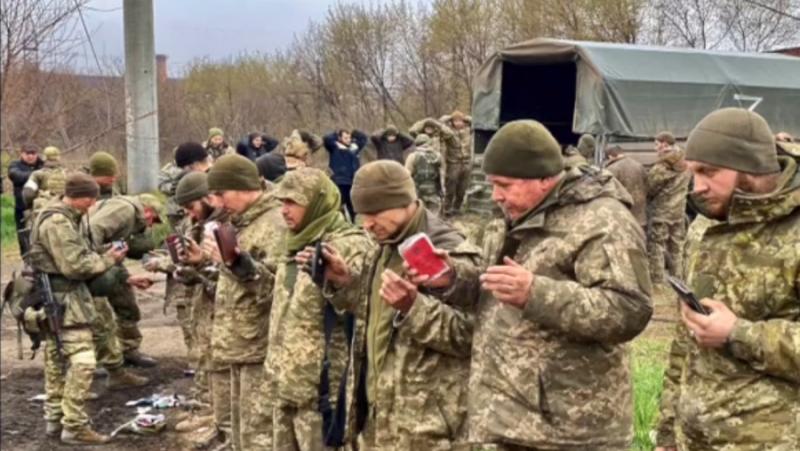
[29,200,114,431]
[91,296,124,370]
[467,165,653,449]
[409,118,459,160]
[604,154,648,227]
[204,141,235,161]
[440,114,473,214]
[210,192,284,448]
[656,157,800,450]
[342,206,481,450]
[648,219,687,282]
[405,147,443,215]
[211,368,233,440]
[157,162,187,227]
[22,162,69,226]
[273,404,331,451]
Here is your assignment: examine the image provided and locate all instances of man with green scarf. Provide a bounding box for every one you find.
[320,160,481,449]
[469,120,652,450]
[193,154,284,449]
[267,167,372,451]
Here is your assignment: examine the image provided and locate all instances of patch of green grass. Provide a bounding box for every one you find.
[1,194,20,251]
[631,338,670,450]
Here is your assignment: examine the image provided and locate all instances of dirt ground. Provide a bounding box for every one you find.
[0,249,679,450]
[1,254,198,451]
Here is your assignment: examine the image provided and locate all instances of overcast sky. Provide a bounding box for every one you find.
[77,0,385,74]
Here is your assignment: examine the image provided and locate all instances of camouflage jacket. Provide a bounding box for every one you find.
[203,141,235,161]
[467,165,653,449]
[409,118,459,161]
[605,155,648,226]
[210,193,284,365]
[656,157,800,450]
[334,206,481,448]
[440,114,473,163]
[28,200,116,328]
[266,225,372,408]
[22,162,68,208]
[405,148,443,199]
[86,195,154,259]
[647,149,691,224]
[157,162,188,227]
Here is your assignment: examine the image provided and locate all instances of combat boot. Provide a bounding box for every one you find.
[45,421,62,437]
[60,427,110,446]
[123,350,158,368]
[107,368,150,390]
[175,414,214,433]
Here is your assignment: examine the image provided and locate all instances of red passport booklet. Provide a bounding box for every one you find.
[399,233,449,279]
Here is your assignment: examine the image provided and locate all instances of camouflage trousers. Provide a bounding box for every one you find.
[358,408,460,451]
[91,297,124,369]
[273,403,333,451]
[647,219,686,283]
[213,363,271,450]
[190,287,215,402]
[445,161,471,215]
[107,285,142,353]
[43,328,96,431]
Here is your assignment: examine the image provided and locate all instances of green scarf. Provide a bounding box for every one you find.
[283,175,350,293]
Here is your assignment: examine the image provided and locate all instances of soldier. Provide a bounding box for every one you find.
[205,127,235,161]
[405,133,444,214]
[369,125,415,164]
[87,191,165,367]
[440,110,473,216]
[647,131,692,283]
[284,136,312,171]
[26,173,128,445]
[469,120,652,450]
[655,108,800,450]
[323,128,369,219]
[409,117,458,158]
[322,160,480,449]
[562,144,588,168]
[158,141,212,227]
[87,151,121,199]
[576,133,596,163]
[267,167,372,451]
[256,151,288,182]
[604,145,648,228]
[7,143,43,252]
[182,154,284,449]
[165,173,226,437]
[22,146,69,223]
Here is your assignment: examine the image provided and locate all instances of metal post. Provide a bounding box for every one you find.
[123,0,159,193]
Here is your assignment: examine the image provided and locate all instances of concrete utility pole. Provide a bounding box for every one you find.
[123,0,159,193]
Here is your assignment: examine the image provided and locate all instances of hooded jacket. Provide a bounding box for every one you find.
[468,165,653,449]
[656,157,800,450]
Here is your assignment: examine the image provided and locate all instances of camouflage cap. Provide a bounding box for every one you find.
[414,133,431,147]
[273,167,328,206]
[137,193,167,224]
[284,138,310,169]
[43,146,61,161]
[89,151,119,177]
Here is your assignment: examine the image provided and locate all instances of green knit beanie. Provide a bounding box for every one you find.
[64,173,100,199]
[207,154,261,191]
[577,134,596,159]
[483,120,564,179]
[89,151,119,177]
[686,108,779,174]
[175,172,209,206]
[208,127,224,140]
[351,161,417,214]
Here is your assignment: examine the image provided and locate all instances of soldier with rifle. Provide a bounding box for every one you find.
[26,173,127,445]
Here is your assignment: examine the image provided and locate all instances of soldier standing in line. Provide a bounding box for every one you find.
[318,160,481,449]
[26,173,128,445]
[204,127,235,161]
[440,110,474,216]
[369,125,415,164]
[604,145,648,229]
[267,167,372,451]
[468,120,652,450]
[655,109,800,451]
[405,134,444,215]
[183,154,284,449]
[646,131,692,283]
[22,146,69,223]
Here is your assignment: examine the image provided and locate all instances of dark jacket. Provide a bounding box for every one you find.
[323,130,368,186]
[236,134,279,161]
[370,129,415,164]
[8,158,43,208]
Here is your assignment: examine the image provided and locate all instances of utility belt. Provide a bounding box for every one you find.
[46,274,79,293]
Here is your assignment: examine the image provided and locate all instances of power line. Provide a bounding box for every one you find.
[73,0,112,128]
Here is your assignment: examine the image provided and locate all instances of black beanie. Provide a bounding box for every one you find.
[175,142,209,168]
[256,152,287,182]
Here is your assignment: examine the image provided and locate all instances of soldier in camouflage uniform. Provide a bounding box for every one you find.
[326,160,481,450]
[469,120,653,450]
[655,108,800,451]
[409,117,459,163]
[267,167,372,451]
[205,127,235,161]
[22,146,69,224]
[440,111,473,216]
[604,145,648,228]
[576,133,596,164]
[647,131,692,283]
[27,173,128,445]
[87,190,165,368]
[192,154,284,449]
[562,145,587,168]
[404,134,443,215]
[369,125,415,164]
